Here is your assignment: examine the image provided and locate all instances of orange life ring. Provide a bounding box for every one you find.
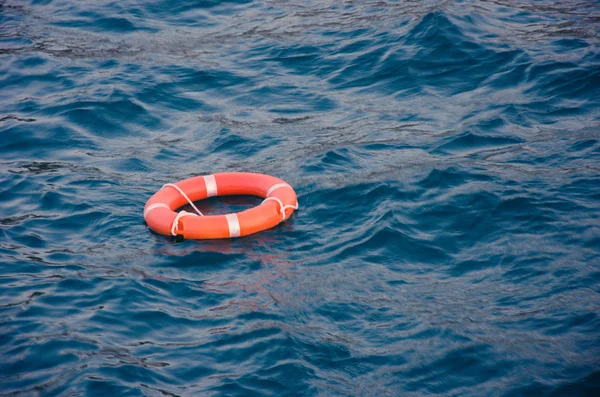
[144,172,298,240]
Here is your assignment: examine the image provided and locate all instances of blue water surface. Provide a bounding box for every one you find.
[1,0,600,395]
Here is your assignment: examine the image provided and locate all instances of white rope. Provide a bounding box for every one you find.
[161,183,203,216]
[160,183,204,237]
[171,210,197,236]
[262,197,299,221]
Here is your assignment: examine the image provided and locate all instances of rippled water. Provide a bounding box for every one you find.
[2,0,600,395]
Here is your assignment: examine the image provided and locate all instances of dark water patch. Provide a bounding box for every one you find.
[417,167,494,189]
[51,17,155,34]
[435,132,523,155]
[0,114,37,123]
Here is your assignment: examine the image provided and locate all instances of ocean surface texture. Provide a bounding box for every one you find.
[1,1,600,396]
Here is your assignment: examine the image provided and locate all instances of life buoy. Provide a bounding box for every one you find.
[144,172,298,239]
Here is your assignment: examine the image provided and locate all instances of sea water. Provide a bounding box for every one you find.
[1,1,599,395]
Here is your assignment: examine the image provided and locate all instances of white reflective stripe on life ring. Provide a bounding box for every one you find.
[144,203,170,220]
[204,175,218,197]
[266,183,292,197]
[225,213,241,237]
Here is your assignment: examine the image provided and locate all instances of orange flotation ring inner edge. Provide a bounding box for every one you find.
[143,172,298,240]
